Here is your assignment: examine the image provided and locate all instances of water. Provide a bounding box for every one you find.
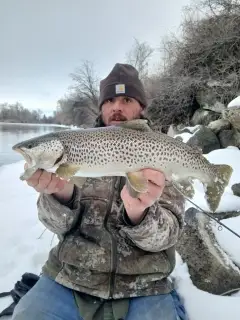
[0,123,69,167]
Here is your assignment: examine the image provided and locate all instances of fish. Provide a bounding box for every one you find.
[12,119,233,212]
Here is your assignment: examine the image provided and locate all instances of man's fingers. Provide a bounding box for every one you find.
[45,175,67,194]
[26,169,44,187]
[34,171,52,192]
[122,179,164,208]
[142,169,165,187]
[121,186,146,212]
[23,162,70,195]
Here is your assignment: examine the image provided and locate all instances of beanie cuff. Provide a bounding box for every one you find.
[98,82,147,108]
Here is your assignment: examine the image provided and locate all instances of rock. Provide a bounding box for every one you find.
[167,124,194,136]
[196,86,222,109]
[176,208,240,295]
[207,119,231,134]
[232,183,240,197]
[191,109,220,126]
[203,101,226,113]
[187,125,220,153]
[223,106,240,130]
[218,129,240,148]
[213,210,240,220]
[196,85,227,113]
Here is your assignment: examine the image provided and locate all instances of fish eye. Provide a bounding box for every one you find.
[27,144,33,149]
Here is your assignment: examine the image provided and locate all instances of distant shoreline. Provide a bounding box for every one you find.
[0,122,70,128]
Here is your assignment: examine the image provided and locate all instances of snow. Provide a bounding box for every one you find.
[173,126,240,213]
[227,96,240,108]
[172,255,240,320]
[0,161,58,316]
[186,146,240,213]
[1,145,240,319]
[174,132,193,143]
[182,125,201,133]
[213,217,240,267]
[174,125,201,142]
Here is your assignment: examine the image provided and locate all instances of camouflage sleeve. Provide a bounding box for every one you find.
[37,185,82,235]
[119,182,185,252]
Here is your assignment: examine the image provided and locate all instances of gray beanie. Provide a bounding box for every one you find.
[98,63,147,108]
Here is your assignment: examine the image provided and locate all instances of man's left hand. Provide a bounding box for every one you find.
[121,169,165,225]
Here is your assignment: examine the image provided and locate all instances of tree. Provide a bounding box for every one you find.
[69,60,99,110]
[126,38,154,82]
[199,0,240,15]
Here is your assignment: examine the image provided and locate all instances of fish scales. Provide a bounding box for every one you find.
[12,119,233,212]
[53,127,213,182]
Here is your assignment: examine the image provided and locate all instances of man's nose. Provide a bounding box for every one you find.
[112,100,123,111]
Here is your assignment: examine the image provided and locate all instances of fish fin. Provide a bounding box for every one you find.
[172,179,195,199]
[205,164,233,212]
[69,176,86,188]
[56,164,81,179]
[126,171,148,197]
[167,125,176,137]
[125,179,139,198]
[20,166,38,180]
[117,119,152,132]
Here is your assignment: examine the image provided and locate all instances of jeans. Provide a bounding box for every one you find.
[12,275,187,320]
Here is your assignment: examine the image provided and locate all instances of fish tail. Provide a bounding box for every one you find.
[205,164,233,212]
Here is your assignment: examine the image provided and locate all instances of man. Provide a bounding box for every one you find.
[12,63,187,320]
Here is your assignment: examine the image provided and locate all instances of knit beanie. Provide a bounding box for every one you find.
[98,63,147,108]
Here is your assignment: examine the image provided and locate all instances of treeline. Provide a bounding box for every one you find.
[56,0,240,131]
[0,102,54,124]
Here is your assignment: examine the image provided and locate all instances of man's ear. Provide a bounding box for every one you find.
[140,107,145,116]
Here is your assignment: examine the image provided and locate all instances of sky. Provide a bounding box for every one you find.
[0,0,191,116]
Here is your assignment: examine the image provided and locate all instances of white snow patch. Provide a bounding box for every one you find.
[171,254,240,320]
[0,161,58,314]
[227,96,240,108]
[185,147,240,213]
[213,216,240,267]
[175,132,193,143]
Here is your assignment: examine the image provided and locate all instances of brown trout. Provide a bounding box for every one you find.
[12,119,233,212]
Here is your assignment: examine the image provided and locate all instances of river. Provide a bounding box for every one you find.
[0,123,69,167]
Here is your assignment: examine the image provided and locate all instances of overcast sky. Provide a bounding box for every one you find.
[0,0,191,115]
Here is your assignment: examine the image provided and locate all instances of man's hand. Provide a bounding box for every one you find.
[24,163,74,203]
[121,169,165,225]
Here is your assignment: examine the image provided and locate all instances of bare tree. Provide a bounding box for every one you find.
[199,0,240,15]
[126,38,154,81]
[69,60,99,108]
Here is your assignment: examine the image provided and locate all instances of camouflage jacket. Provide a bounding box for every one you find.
[38,174,185,300]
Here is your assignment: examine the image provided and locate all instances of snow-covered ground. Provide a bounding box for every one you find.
[0,136,240,319]
[0,161,59,317]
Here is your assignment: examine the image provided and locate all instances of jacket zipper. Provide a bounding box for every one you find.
[103,176,119,299]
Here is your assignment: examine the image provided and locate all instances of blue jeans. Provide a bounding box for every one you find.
[12,275,187,320]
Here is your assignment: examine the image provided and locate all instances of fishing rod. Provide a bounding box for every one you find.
[174,184,240,239]
[186,197,240,238]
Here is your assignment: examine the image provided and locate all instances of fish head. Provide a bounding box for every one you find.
[12,133,66,179]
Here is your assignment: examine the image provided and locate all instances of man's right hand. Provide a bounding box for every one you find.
[24,164,74,203]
